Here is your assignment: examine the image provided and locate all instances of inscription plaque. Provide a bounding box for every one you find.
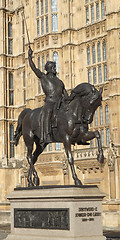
[14,208,69,230]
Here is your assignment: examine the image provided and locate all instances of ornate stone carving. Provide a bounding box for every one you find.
[52,36,58,44]
[106,140,117,171]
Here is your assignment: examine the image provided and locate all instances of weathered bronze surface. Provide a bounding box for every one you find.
[14,208,69,230]
[14,47,104,187]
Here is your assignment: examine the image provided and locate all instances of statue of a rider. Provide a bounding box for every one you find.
[28,46,68,143]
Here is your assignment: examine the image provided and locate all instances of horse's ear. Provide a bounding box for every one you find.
[99,87,103,94]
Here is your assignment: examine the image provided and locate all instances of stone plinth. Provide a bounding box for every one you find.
[5,185,106,240]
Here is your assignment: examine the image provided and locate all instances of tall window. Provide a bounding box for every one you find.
[9,72,14,105]
[91,4,94,23]
[36,0,39,17]
[37,19,40,36]
[87,40,107,84]
[86,7,89,24]
[92,44,96,64]
[46,16,49,33]
[52,14,58,32]
[101,1,105,19]
[98,65,102,83]
[51,0,57,12]
[88,69,91,83]
[100,106,103,125]
[104,64,107,81]
[93,67,96,84]
[85,0,105,25]
[8,22,13,54]
[101,129,104,146]
[106,128,110,146]
[42,55,45,72]
[103,40,107,61]
[96,2,100,21]
[41,0,44,15]
[41,17,44,35]
[105,105,109,125]
[45,0,48,13]
[87,46,91,65]
[95,110,98,126]
[53,52,59,72]
[97,42,101,62]
[38,56,40,69]
[52,0,58,32]
[10,124,14,158]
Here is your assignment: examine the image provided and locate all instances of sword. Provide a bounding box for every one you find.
[23,12,30,48]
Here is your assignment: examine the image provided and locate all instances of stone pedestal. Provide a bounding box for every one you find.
[5,185,106,240]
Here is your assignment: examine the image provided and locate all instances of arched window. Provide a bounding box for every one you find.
[10,124,14,158]
[105,105,109,125]
[92,44,96,64]
[87,46,91,65]
[103,40,106,61]
[53,52,59,72]
[9,72,14,105]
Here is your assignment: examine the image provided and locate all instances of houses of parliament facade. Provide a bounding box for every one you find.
[0,0,120,231]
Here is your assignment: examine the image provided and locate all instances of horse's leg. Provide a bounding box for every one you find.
[81,130,104,163]
[27,145,40,187]
[32,139,47,186]
[63,136,82,186]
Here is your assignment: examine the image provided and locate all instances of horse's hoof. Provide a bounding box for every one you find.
[28,182,34,187]
[75,179,83,186]
[97,153,104,164]
[33,176,39,186]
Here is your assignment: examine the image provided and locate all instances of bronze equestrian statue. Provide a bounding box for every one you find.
[14,48,104,187]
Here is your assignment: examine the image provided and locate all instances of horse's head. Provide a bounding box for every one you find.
[82,85,103,124]
[70,83,103,124]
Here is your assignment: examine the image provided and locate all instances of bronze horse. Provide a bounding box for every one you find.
[14,83,104,187]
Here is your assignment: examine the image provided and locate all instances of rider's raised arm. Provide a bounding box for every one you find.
[28,47,42,78]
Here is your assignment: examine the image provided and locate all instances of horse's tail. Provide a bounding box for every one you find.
[14,108,32,146]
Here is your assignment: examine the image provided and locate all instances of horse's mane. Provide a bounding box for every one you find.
[69,83,95,103]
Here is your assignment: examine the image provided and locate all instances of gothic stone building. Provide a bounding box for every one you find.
[0,0,120,231]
